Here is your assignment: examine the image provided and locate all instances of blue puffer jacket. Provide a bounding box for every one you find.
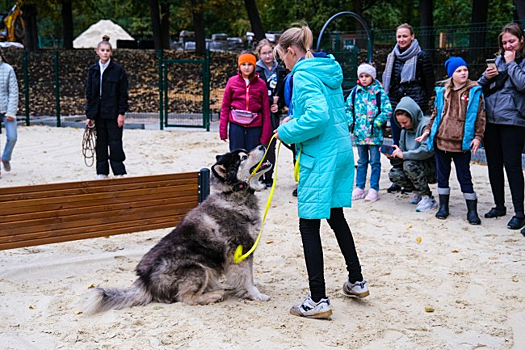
[277,54,354,219]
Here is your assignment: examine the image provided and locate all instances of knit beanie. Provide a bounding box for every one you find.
[445,56,467,77]
[238,53,257,67]
[357,63,376,79]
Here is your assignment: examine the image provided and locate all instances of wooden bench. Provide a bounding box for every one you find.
[0,170,210,251]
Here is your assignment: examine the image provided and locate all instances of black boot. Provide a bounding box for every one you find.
[436,194,450,219]
[466,199,481,225]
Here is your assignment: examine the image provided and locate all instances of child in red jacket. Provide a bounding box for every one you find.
[220,52,271,152]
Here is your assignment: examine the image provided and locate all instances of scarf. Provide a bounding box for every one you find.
[382,39,421,94]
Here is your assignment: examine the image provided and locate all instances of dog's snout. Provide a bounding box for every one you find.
[256,145,266,153]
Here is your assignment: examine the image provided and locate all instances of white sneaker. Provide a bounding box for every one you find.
[342,279,370,298]
[352,188,366,200]
[416,195,438,212]
[409,193,422,205]
[95,174,108,180]
[289,295,332,319]
[115,175,125,178]
[365,189,379,202]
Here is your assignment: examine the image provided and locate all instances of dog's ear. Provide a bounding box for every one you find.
[211,163,227,181]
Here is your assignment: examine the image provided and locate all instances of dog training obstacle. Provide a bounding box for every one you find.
[0,170,210,250]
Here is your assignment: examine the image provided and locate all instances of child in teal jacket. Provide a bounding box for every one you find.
[346,63,392,201]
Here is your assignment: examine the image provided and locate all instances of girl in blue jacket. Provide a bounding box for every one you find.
[274,25,369,319]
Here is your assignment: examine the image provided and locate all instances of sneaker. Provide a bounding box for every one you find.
[2,159,11,172]
[387,183,401,193]
[115,175,125,178]
[364,189,379,202]
[342,279,370,298]
[352,188,366,200]
[95,174,108,180]
[289,295,332,319]
[416,196,438,212]
[409,193,422,205]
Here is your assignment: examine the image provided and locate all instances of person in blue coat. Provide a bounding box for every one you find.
[274,24,369,319]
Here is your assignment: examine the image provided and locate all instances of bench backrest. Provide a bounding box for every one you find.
[0,170,210,250]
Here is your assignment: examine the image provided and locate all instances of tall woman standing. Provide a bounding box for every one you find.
[85,35,129,179]
[478,22,525,232]
[274,25,368,320]
[382,23,435,192]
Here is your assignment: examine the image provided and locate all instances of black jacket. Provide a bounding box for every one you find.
[255,64,286,130]
[85,60,129,120]
[388,50,435,115]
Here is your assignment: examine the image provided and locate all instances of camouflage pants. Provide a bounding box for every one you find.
[388,158,437,196]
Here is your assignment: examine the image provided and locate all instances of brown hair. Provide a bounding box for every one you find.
[498,22,525,57]
[396,23,414,36]
[97,35,112,51]
[256,39,273,56]
[275,24,314,60]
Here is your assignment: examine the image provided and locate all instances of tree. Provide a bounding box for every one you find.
[469,0,489,64]
[419,0,434,52]
[61,0,74,49]
[515,0,525,26]
[190,0,206,55]
[22,3,38,51]
[244,0,265,42]
[149,0,163,50]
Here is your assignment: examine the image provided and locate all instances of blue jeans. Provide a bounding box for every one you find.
[356,144,381,191]
[1,114,17,162]
[228,123,262,152]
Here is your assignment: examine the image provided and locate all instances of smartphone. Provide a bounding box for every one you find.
[381,144,394,155]
[486,58,497,70]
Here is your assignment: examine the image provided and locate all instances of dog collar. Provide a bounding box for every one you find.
[233,181,249,192]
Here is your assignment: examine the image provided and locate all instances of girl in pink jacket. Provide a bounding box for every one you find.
[220,52,271,151]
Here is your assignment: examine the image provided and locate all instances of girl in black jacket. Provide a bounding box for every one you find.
[85,36,129,179]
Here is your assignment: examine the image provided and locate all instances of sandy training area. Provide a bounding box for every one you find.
[1,124,524,350]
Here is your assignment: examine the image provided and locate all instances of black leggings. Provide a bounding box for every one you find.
[484,123,525,217]
[299,208,363,301]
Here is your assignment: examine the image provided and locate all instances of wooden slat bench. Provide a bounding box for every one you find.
[0,169,210,251]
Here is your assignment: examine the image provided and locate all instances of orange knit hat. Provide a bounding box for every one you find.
[238,53,256,67]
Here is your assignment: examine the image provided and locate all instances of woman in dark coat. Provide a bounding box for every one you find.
[85,36,129,179]
[478,22,525,232]
[382,23,435,192]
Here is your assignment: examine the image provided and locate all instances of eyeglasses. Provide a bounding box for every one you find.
[261,51,273,57]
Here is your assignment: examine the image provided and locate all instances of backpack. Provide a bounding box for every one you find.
[346,86,381,134]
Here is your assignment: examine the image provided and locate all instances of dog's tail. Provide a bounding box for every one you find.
[83,279,152,314]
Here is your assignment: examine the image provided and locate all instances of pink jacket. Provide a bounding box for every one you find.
[219,72,272,145]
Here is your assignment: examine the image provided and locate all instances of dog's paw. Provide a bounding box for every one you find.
[254,292,270,301]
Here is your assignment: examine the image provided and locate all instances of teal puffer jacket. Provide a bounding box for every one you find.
[277,55,354,219]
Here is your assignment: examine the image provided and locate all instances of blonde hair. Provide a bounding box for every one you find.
[397,23,414,36]
[275,24,314,60]
[256,39,273,56]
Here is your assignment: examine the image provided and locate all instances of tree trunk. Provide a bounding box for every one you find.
[419,0,434,53]
[468,0,489,64]
[61,0,74,49]
[190,0,206,55]
[149,0,162,50]
[160,0,171,49]
[515,0,525,27]
[244,0,265,42]
[21,4,38,51]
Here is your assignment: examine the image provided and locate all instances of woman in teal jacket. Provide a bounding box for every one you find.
[274,25,369,320]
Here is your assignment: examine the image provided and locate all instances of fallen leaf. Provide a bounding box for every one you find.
[76,311,83,315]
[29,305,36,309]
[512,277,519,282]
[88,284,96,289]
[452,250,459,253]
[266,240,274,244]
[407,224,413,229]
[416,237,422,244]
[424,306,435,313]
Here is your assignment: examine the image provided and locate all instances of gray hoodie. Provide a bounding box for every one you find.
[394,96,434,160]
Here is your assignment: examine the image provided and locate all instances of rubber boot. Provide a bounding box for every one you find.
[436,194,450,219]
[464,192,481,225]
[435,187,450,219]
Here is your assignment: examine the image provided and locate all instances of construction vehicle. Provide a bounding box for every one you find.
[0,0,24,43]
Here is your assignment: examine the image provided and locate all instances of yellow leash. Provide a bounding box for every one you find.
[233,135,281,263]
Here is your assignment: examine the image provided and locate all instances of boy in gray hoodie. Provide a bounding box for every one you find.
[386,96,437,212]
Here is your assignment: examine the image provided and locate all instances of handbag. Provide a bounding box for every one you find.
[231,109,257,125]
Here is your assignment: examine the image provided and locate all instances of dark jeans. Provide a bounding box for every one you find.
[299,208,363,301]
[435,149,474,193]
[484,123,525,217]
[390,115,401,146]
[95,118,126,176]
[228,123,262,152]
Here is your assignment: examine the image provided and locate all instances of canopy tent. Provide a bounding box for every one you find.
[73,19,134,49]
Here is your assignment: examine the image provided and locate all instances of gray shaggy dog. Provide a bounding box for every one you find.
[84,146,272,314]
